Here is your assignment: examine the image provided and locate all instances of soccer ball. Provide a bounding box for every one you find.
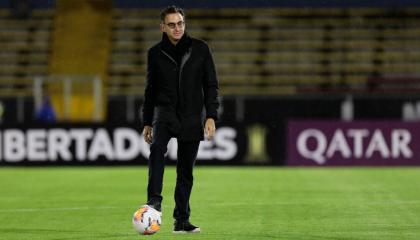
[132,205,161,235]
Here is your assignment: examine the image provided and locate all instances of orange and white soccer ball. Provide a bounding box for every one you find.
[132,205,161,235]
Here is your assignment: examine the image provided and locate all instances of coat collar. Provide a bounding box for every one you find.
[161,32,192,51]
[160,32,192,65]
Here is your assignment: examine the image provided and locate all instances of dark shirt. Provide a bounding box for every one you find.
[36,100,56,123]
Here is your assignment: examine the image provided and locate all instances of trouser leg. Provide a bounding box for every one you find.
[173,140,200,221]
[147,124,172,211]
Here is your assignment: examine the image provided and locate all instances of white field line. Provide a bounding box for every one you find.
[0,200,419,213]
[0,206,126,213]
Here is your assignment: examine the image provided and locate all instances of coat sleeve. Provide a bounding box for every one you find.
[142,48,156,126]
[203,44,220,120]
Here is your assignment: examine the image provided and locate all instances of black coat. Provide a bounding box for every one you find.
[142,34,220,140]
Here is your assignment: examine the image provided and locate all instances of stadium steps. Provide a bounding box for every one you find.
[0,9,53,97]
[48,0,113,121]
[108,8,420,95]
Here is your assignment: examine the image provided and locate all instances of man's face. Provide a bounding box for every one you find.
[161,13,185,43]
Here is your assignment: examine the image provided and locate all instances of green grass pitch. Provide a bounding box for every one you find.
[0,166,420,239]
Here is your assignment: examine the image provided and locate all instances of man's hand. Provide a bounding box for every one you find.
[204,118,216,140]
[143,125,153,144]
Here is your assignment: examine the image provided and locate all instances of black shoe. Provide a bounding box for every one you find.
[173,221,201,233]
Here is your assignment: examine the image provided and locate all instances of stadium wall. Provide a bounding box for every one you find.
[2,120,420,166]
[2,96,420,166]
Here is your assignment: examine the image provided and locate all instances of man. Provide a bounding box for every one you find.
[141,6,220,234]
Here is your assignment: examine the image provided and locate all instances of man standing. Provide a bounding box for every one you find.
[142,6,220,234]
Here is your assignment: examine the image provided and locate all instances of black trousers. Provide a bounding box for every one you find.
[147,123,200,222]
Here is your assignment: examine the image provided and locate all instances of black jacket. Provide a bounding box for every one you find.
[142,33,220,140]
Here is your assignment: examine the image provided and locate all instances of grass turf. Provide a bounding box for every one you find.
[0,167,419,239]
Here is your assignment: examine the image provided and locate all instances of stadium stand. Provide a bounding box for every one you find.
[0,5,420,96]
[1,6,420,99]
[0,8,53,97]
[108,8,420,96]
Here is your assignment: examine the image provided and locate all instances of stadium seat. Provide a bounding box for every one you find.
[0,9,53,96]
[107,8,420,95]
